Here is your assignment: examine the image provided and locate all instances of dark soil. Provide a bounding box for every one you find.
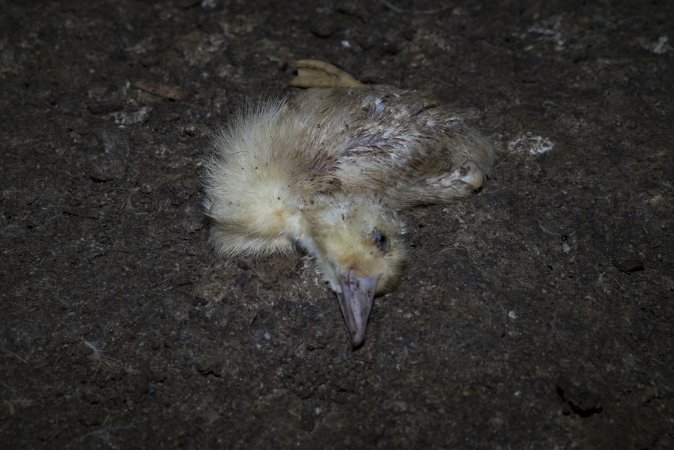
[1,1,672,448]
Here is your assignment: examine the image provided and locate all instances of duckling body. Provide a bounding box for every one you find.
[204,62,494,346]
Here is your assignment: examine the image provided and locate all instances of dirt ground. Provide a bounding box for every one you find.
[1,0,672,448]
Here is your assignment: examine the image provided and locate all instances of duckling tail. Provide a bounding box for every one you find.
[338,270,378,347]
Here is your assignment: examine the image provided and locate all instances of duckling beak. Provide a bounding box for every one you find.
[338,269,378,347]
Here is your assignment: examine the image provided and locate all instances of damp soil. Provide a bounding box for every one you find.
[1,1,672,448]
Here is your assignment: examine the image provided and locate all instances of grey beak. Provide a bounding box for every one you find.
[338,269,378,347]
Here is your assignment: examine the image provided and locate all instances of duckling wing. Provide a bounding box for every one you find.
[292,87,495,207]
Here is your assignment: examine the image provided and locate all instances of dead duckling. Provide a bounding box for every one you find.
[204,60,494,346]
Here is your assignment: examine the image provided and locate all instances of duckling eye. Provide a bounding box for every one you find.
[372,229,389,252]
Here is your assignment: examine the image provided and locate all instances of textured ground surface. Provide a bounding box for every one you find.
[1,0,672,448]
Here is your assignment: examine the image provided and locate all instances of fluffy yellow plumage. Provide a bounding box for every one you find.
[204,61,494,346]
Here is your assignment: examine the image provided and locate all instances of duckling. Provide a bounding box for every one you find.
[204,60,494,346]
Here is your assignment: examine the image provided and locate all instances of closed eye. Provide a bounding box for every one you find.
[372,229,389,252]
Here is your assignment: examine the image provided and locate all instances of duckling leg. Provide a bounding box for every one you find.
[432,161,486,196]
[393,161,486,206]
[448,161,486,191]
[291,60,368,89]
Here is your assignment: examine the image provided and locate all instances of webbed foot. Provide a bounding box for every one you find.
[291,59,367,89]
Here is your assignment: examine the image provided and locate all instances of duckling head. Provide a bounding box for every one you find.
[301,192,406,346]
